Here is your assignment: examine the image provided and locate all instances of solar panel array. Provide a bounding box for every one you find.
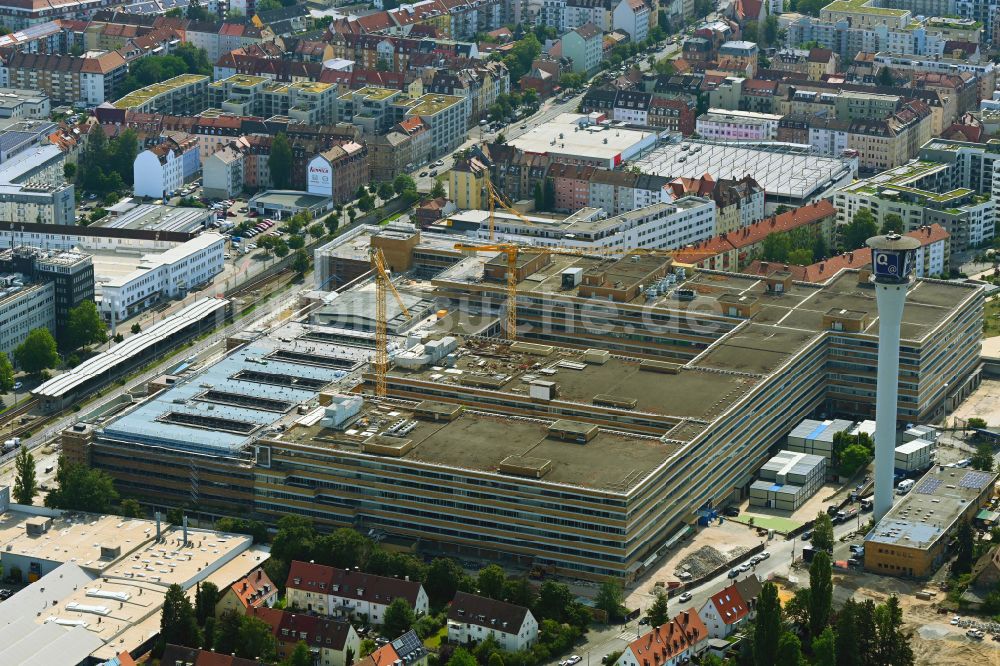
[914,477,941,494]
[960,470,992,490]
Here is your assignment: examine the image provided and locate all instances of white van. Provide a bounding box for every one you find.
[896,479,915,495]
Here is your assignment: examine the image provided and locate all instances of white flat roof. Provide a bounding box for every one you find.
[507,113,655,161]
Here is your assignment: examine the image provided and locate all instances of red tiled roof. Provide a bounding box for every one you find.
[746,224,949,282]
[673,199,836,264]
[286,560,423,606]
[229,568,276,610]
[709,583,748,626]
[357,11,394,32]
[252,607,354,651]
[667,173,715,198]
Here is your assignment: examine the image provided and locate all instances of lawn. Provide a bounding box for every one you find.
[379,211,405,226]
[730,513,803,534]
[423,625,448,649]
[984,295,1000,338]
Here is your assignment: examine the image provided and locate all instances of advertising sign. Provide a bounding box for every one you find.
[307,157,332,196]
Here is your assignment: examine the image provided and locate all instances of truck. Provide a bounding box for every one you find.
[2,438,21,453]
[834,507,859,525]
[860,495,874,511]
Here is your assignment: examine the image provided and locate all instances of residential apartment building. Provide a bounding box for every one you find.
[697,581,750,639]
[874,52,997,101]
[113,74,209,115]
[253,607,360,666]
[216,568,279,618]
[133,137,199,200]
[847,100,933,171]
[562,23,603,75]
[612,0,650,43]
[203,145,246,200]
[566,0,611,31]
[369,117,432,182]
[0,145,74,226]
[835,160,994,252]
[447,592,537,652]
[305,142,369,205]
[449,156,490,210]
[285,561,429,622]
[5,50,126,106]
[616,610,709,666]
[209,75,339,126]
[673,200,837,272]
[695,109,782,140]
[647,97,696,135]
[0,279,54,359]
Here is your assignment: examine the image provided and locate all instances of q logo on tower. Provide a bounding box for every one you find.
[872,249,901,279]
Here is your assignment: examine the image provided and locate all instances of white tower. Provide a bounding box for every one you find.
[867,233,920,523]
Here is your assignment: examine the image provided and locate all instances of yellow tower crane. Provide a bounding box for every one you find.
[371,247,411,398]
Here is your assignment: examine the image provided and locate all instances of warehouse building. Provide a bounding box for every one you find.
[864,466,999,577]
[750,450,826,511]
[786,418,855,462]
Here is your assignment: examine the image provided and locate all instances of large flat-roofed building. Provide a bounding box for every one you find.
[0,278,54,358]
[112,74,210,115]
[97,232,225,323]
[786,418,855,462]
[0,144,74,226]
[0,246,93,341]
[75,242,985,580]
[506,113,658,168]
[0,87,49,119]
[631,140,857,211]
[696,109,783,141]
[94,204,213,234]
[864,466,999,577]
[434,198,717,251]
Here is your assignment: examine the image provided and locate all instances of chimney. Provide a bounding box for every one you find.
[155,511,161,540]
[257,570,262,580]
[182,515,188,546]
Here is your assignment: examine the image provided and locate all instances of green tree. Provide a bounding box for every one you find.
[63,162,77,182]
[237,615,277,661]
[788,248,813,266]
[835,598,861,666]
[595,580,624,621]
[112,130,139,185]
[478,564,507,600]
[131,323,141,335]
[431,179,447,199]
[776,632,804,666]
[13,446,36,505]
[215,609,243,655]
[377,182,395,200]
[763,15,779,45]
[646,589,670,627]
[876,66,894,87]
[282,641,313,666]
[159,584,201,654]
[761,232,793,262]
[292,249,310,275]
[543,179,555,211]
[874,595,912,666]
[358,638,377,657]
[953,517,975,575]
[448,648,479,666]
[44,456,120,513]
[967,417,988,430]
[256,0,282,9]
[287,235,306,250]
[534,580,574,622]
[809,550,833,637]
[203,616,216,650]
[784,588,810,629]
[753,582,782,666]
[425,557,466,609]
[394,174,417,195]
[813,625,836,666]
[273,239,289,258]
[533,182,544,211]
[120,498,142,518]
[504,576,537,609]
[358,194,375,212]
[881,213,903,235]
[812,512,834,552]
[971,442,995,472]
[313,527,370,569]
[270,515,317,562]
[0,351,13,392]
[195,581,219,625]
[743,21,759,43]
[487,652,505,666]
[842,208,879,250]
[308,222,325,239]
[382,597,416,637]
[269,133,293,189]
[839,444,872,477]
[14,327,58,374]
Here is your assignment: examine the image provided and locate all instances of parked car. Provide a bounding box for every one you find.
[12,382,22,391]
[727,568,740,579]
[678,591,692,602]
[566,656,581,665]
[849,544,864,554]
[420,171,428,177]
[723,506,740,517]
[738,562,752,572]
[638,617,649,626]
[801,530,813,541]
[0,589,12,600]
[759,551,770,560]
[676,571,692,580]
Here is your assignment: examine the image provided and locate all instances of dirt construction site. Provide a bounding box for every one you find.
[832,570,1000,666]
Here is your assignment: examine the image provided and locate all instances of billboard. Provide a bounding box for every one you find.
[307,156,332,196]
[872,249,912,281]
